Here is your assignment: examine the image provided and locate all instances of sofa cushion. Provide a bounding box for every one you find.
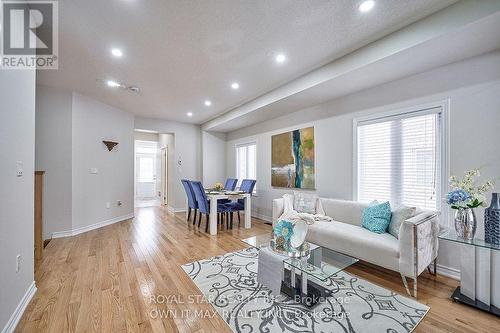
[306,221,400,272]
[361,201,392,234]
[388,205,416,239]
[293,191,318,214]
[319,198,368,226]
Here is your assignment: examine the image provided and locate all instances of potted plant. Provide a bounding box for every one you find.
[446,168,495,240]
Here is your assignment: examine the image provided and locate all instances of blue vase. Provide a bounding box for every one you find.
[485,193,500,245]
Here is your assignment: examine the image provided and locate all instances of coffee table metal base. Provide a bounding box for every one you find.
[281,267,331,308]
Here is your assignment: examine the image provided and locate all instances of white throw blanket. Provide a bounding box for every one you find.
[278,193,333,225]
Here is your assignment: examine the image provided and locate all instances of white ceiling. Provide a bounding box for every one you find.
[203,2,500,132]
[38,0,457,125]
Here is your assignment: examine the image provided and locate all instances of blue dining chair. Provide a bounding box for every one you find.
[181,179,198,224]
[224,178,238,191]
[225,179,256,228]
[190,181,230,232]
[219,178,238,205]
[240,179,257,195]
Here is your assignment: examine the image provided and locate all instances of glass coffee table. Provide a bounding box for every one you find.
[242,234,358,307]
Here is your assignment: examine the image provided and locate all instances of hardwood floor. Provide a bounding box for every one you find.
[17,206,499,332]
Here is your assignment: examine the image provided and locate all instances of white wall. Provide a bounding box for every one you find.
[226,51,500,272]
[0,70,36,330]
[202,131,227,187]
[35,86,73,239]
[134,117,202,210]
[72,93,135,230]
[35,89,135,236]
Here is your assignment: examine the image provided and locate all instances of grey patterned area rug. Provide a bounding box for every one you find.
[181,247,429,333]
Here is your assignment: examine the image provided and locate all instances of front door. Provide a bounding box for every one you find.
[135,141,158,199]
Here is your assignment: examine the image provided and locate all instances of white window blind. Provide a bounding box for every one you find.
[356,108,441,210]
[136,140,158,183]
[136,140,158,154]
[138,157,154,182]
[236,142,256,190]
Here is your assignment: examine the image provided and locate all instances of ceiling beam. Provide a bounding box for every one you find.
[202,0,500,132]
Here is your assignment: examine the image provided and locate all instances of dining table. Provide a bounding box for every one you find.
[196,190,251,235]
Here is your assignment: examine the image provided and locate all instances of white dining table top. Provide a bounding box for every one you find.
[205,191,250,199]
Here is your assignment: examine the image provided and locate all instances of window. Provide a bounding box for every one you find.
[236,142,256,191]
[135,140,158,183]
[138,157,154,182]
[355,107,443,210]
[136,145,157,154]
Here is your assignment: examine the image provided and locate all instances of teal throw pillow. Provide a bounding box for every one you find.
[362,201,392,234]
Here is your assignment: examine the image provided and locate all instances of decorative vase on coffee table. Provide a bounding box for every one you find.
[485,192,500,245]
[454,207,476,241]
[290,220,307,248]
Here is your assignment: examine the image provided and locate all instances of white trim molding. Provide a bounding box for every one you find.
[436,264,460,280]
[251,212,272,224]
[167,206,186,214]
[52,213,134,238]
[1,281,37,333]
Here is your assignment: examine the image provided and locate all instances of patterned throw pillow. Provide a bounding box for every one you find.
[388,206,416,239]
[293,191,317,214]
[361,201,392,234]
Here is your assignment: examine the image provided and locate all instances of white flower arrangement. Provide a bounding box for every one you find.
[447,168,496,209]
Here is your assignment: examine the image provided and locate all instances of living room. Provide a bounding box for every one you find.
[1,1,500,332]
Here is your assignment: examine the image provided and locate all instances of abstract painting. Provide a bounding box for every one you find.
[271,126,315,189]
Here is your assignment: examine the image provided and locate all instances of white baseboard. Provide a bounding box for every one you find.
[1,281,37,333]
[251,212,272,223]
[52,213,135,238]
[167,206,186,214]
[436,264,460,280]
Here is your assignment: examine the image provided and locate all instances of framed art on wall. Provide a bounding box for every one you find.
[271,126,315,189]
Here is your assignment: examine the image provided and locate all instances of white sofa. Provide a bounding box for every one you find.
[272,197,440,298]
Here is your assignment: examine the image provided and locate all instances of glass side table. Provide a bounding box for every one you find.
[439,230,500,317]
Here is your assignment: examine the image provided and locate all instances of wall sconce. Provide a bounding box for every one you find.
[102,140,119,151]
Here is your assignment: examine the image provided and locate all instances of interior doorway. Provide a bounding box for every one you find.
[136,141,157,196]
[135,140,160,207]
[134,132,162,208]
[134,131,173,208]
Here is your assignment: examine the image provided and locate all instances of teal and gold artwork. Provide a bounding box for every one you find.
[271,127,315,189]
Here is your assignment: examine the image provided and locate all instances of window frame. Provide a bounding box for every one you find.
[353,100,449,225]
[235,141,257,194]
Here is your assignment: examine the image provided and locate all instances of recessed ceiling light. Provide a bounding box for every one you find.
[111,48,123,57]
[107,80,121,88]
[187,112,193,117]
[275,53,287,64]
[128,86,140,93]
[204,100,212,106]
[359,0,375,12]
[231,82,240,90]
